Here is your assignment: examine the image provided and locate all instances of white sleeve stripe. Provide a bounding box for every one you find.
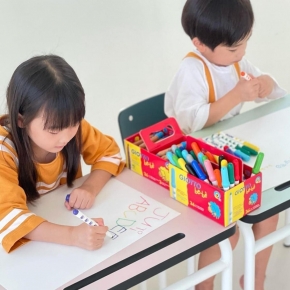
[0,209,22,231]
[36,172,67,190]
[0,213,35,244]
[0,136,16,151]
[98,156,121,165]
[0,144,19,166]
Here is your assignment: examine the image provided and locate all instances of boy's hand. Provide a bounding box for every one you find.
[257,75,274,98]
[235,77,260,102]
[65,184,96,210]
[70,218,108,250]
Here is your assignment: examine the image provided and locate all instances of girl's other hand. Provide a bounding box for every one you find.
[70,218,108,250]
[65,185,96,210]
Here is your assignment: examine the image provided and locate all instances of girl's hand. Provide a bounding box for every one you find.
[65,184,96,210]
[234,76,260,102]
[257,75,274,98]
[70,218,108,250]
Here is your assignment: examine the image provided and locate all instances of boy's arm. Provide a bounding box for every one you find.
[205,78,260,127]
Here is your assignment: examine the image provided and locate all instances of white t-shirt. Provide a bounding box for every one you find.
[164,49,287,134]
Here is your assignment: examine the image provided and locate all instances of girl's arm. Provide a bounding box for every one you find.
[24,219,108,250]
[65,170,112,210]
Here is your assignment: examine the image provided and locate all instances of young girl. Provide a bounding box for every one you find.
[0,55,125,253]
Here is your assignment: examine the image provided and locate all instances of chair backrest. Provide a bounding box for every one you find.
[118,93,167,145]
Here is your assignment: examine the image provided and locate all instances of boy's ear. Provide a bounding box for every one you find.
[192,37,206,53]
[17,114,24,128]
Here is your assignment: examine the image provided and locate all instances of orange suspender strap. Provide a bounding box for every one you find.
[185,52,216,104]
[185,52,240,104]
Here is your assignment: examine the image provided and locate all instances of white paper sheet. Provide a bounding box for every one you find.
[205,107,290,191]
[0,179,180,290]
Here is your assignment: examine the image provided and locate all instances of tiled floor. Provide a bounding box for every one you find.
[0,1,289,289]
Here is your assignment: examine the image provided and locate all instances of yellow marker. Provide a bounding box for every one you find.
[243,141,260,152]
[178,158,188,173]
[221,159,228,167]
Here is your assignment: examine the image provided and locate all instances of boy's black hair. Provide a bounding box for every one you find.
[182,0,254,50]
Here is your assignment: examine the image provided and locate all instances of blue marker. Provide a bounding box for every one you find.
[191,160,209,183]
[171,167,177,199]
[221,166,230,191]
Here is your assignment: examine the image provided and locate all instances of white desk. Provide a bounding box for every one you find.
[193,95,290,290]
[0,168,236,290]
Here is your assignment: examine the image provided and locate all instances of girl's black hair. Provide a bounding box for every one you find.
[182,0,254,50]
[6,55,85,202]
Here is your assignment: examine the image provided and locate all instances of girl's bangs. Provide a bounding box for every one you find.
[42,86,85,131]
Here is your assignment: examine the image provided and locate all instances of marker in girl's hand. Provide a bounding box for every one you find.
[240,71,252,81]
[66,194,113,238]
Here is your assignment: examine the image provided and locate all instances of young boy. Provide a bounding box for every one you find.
[165,1,286,289]
[165,0,286,134]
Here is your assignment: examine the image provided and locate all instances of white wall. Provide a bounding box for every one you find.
[0,0,289,165]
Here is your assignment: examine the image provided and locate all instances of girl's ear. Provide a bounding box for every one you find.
[192,37,206,53]
[17,114,24,128]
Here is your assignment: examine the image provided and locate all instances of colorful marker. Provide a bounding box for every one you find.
[218,155,225,168]
[227,163,235,188]
[191,142,201,157]
[240,71,252,81]
[203,151,216,163]
[191,160,209,183]
[178,158,188,172]
[221,166,230,191]
[189,150,198,161]
[139,131,164,148]
[185,163,197,177]
[204,159,218,186]
[166,151,179,167]
[157,141,187,157]
[252,152,264,175]
[72,209,113,238]
[233,159,240,184]
[214,169,222,188]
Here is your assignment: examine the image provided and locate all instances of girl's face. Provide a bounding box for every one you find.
[25,114,79,162]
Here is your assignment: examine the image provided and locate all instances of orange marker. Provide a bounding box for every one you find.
[240,71,252,81]
[191,142,201,157]
[204,151,216,163]
[214,168,222,188]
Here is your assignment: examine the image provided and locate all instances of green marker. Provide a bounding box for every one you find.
[189,150,198,161]
[252,152,264,175]
[227,163,235,188]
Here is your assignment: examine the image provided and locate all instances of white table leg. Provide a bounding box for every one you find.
[158,271,167,289]
[163,239,233,290]
[187,256,195,290]
[219,239,233,290]
[284,208,290,246]
[237,220,255,290]
[138,281,147,290]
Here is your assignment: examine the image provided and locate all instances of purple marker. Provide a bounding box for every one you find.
[72,209,113,238]
[67,194,112,238]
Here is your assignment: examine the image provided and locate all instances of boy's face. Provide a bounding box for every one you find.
[193,34,250,66]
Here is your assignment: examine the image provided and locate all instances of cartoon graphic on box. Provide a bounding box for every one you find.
[214,191,221,201]
[208,201,221,219]
[249,193,258,205]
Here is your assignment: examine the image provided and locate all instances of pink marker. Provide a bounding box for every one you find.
[204,159,218,186]
[233,159,240,184]
[240,71,252,81]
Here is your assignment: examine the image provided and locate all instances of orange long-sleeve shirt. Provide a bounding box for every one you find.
[0,118,125,253]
